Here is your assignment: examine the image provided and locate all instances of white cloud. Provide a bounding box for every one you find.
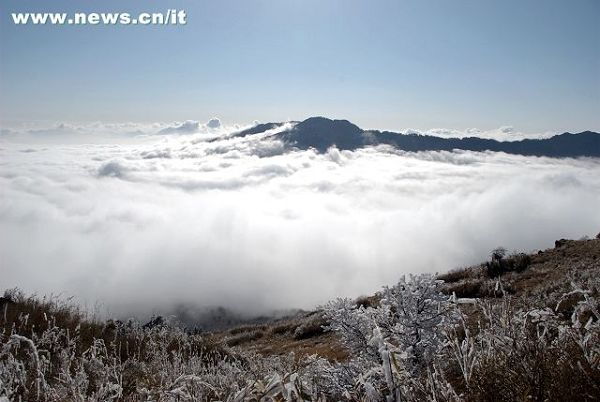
[159,120,201,134]
[0,119,249,143]
[404,126,557,141]
[1,123,599,319]
[207,118,221,129]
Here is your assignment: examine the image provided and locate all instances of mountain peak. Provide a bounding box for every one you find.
[277,117,366,152]
[295,117,362,133]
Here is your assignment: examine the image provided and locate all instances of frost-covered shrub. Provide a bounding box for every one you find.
[322,274,457,401]
[378,275,453,373]
[322,275,600,401]
[467,303,599,400]
[323,298,379,361]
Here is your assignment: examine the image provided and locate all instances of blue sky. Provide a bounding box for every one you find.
[1,0,598,132]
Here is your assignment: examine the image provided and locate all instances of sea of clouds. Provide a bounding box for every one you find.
[1,119,600,318]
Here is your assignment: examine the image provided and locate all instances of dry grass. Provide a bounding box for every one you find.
[208,310,349,362]
[0,288,226,366]
[228,323,267,335]
[225,329,265,346]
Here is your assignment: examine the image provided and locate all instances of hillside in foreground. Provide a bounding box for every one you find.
[1,235,599,401]
[207,235,600,360]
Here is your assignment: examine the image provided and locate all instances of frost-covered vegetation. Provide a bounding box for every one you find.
[2,241,600,401]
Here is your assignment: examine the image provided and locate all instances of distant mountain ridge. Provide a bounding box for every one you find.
[235,117,600,157]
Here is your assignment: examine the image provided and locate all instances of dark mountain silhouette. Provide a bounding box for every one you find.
[234,117,600,157]
[209,122,284,143]
[370,130,600,157]
[277,117,366,152]
[234,122,283,138]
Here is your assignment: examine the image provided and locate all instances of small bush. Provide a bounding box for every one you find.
[511,253,531,272]
[355,295,380,308]
[270,320,299,335]
[444,279,484,298]
[293,314,327,340]
[437,267,472,283]
[485,249,532,278]
[444,278,515,299]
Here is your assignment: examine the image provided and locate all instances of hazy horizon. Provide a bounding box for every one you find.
[0,115,586,144]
